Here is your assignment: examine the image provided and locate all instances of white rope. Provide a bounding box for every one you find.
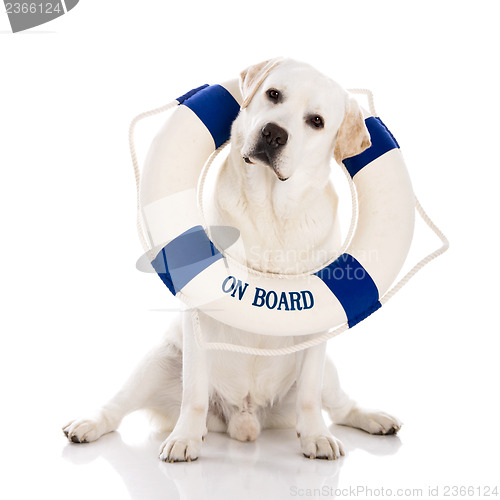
[129,90,449,357]
[347,88,378,116]
[197,144,360,280]
[193,312,351,356]
[128,100,179,253]
[192,90,448,355]
[190,196,448,356]
[380,197,449,305]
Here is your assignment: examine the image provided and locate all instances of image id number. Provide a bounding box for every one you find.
[5,2,62,14]
[443,485,499,497]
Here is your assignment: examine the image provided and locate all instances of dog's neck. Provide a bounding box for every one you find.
[210,148,340,274]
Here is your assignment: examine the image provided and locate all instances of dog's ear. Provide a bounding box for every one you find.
[240,58,283,109]
[333,96,371,164]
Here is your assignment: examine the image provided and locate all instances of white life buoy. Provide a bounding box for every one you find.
[139,80,415,336]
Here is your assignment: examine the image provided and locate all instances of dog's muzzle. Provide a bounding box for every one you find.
[243,123,289,181]
[261,122,288,150]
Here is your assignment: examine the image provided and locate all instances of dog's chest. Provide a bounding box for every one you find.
[209,350,296,408]
[248,213,334,273]
[201,314,297,407]
[223,203,339,275]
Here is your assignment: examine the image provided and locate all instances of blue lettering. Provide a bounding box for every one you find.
[231,280,249,300]
[250,288,315,310]
[301,290,314,310]
[266,290,278,309]
[252,287,266,307]
[289,291,302,311]
[277,292,290,311]
[222,276,236,294]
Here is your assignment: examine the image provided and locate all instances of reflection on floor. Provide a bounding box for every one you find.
[62,422,402,500]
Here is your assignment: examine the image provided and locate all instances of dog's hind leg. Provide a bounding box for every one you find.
[322,356,402,435]
[321,355,356,423]
[63,321,183,444]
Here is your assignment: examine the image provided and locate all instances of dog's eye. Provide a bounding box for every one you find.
[267,89,281,101]
[309,116,324,129]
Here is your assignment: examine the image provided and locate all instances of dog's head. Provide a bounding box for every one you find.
[231,58,371,184]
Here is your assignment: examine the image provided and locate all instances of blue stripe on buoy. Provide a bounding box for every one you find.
[315,253,381,328]
[343,117,400,178]
[180,84,241,149]
[176,84,209,105]
[151,225,223,295]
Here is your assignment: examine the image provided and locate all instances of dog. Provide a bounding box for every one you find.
[63,58,402,462]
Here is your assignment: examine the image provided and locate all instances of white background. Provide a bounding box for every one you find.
[1,1,499,499]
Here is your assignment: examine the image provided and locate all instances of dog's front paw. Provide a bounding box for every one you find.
[299,433,344,460]
[343,407,402,435]
[159,434,203,462]
[63,418,105,443]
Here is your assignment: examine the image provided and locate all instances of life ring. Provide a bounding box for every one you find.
[139,80,415,336]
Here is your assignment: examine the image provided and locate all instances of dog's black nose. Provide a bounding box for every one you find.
[261,123,288,149]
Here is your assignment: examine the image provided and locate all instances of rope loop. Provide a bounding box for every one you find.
[347,88,378,116]
[129,90,448,356]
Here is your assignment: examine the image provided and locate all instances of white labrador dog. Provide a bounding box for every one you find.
[63,58,401,461]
